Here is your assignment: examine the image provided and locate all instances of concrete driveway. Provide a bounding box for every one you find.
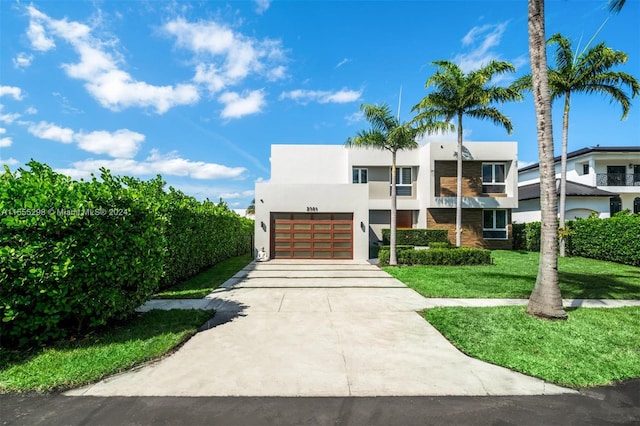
[67,260,571,397]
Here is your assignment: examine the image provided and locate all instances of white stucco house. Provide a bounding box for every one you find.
[514,146,640,223]
[254,142,518,260]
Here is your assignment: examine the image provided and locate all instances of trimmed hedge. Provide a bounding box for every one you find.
[567,213,640,266]
[379,246,492,266]
[381,228,449,246]
[0,161,253,347]
[512,222,541,252]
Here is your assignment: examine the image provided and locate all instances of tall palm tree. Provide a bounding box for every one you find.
[526,0,567,319]
[411,60,522,247]
[346,103,419,266]
[608,0,626,12]
[516,35,639,256]
[246,198,255,216]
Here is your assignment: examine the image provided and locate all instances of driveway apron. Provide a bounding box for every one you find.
[66,261,572,397]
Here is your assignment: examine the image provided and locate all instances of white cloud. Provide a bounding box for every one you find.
[279,88,362,104]
[254,0,271,14]
[345,110,364,125]
[0,106,20,124]
[164,17,286,94]
[454,22,508,73]
[417,128,472,145]
[27,20,55,51]
[24,107,38,115]
[0,157,19,166]
[219,189,254,199]
[219,90,266,119]
[335,58,350,68]
[13,52,34,69]
[0,86,23,100]
[28,121,74,143]
[57,150,246,181]
[75,129,145,158]
[25,6,199,114]
[0,137,12,147]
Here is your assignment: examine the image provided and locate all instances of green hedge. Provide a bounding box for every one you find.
[0,161,253,347]
[567,213,640,266]
[512,222,541,251]
[381,228,449,246]
[379,246,492,266]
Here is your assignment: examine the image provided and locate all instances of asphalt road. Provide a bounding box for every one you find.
[2,379,639,426]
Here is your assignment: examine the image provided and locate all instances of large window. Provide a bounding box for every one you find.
[482,163,506,193]
[352,168,368,184]
[483,209,508,239]
[634,197,640,214]
[390,167,412,196]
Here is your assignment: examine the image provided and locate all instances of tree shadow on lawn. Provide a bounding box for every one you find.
[0,299,248,374]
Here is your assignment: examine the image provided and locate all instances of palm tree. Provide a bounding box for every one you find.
[608,0,626,12]
[525,0,567,319]
[346,103,419,266]
[516,34,639,257]
[246,199,255,216]
[411,60,522,247]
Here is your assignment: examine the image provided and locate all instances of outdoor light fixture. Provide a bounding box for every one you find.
[361,221,366,232]
[261,221,266,231]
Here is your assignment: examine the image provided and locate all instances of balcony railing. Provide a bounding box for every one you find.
[596,173,640,186]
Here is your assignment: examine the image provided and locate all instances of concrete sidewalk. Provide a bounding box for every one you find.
[68,260,578,397]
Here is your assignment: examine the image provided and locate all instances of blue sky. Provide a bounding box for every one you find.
[1,0,638,211]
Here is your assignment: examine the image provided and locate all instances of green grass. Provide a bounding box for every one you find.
[155,254,253,299]
[423,306,640,388]
[385,250,640,299]
[0,309,212,393]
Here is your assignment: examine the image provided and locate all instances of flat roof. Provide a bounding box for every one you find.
[519,146,640,173]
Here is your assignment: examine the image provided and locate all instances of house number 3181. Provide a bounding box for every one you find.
[307,207,318,212]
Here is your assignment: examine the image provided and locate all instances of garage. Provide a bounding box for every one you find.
[270,213,353,259]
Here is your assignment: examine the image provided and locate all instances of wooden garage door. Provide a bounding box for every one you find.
[271,213,353,259]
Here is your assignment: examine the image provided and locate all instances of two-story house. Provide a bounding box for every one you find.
[254,141,518,260]
[514,146,640,223]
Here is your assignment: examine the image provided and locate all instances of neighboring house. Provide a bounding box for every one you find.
[254,142,518,260]
[514,146,640,223]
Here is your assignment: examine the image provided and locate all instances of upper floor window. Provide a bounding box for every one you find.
[482,163,506,194]
[390,167,412,196]
[582,163,589,175]
[483,209,508,239]
[352,168,368,184]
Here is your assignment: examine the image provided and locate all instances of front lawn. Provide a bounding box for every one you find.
[0,309,212,393]
[385,250,640,299]
[154,254,253,299]
[424,306,640,388]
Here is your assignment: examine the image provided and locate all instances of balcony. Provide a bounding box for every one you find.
[596,173,640,186]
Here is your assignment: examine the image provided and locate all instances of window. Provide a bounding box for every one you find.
[634,197,640,214]
[352,168,368,184]
[483,209,508,239]
[390,167,412,196]
[582,164,589,175]
[610,195,622,216]
[482,163,506,193]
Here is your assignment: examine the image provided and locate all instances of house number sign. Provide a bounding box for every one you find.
[306,207,318,212]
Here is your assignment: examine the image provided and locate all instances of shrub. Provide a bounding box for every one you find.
[512,222,541,251]
[567,213,640,266]
[381,228,449,246]
[0,161,253,347]
[429,242,451,249]
[379,246,492,266]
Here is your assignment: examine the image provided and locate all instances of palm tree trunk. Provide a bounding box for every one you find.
[559,91,570,257]
[526,0,567,320]
[390,150,398,266]
[456,113,463,247]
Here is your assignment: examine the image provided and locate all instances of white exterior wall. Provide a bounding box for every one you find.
[270,145,348,183]
[254,183,369,260]
[517,149,640,216]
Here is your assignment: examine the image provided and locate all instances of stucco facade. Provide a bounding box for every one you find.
[514,146,640,223]
[255,142,519,260]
